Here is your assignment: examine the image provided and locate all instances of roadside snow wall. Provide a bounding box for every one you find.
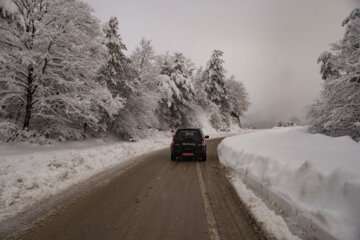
[218,127,360,240]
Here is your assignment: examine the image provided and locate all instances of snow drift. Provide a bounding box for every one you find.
[218,127,360,240]
[0,132,170,222]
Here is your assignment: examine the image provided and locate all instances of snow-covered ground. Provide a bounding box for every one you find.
[218,127,360,240]
[0,131,171,222]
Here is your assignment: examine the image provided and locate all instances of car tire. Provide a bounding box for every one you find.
[171,152,176,161]
[201,153,207,162]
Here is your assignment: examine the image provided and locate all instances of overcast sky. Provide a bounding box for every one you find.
[85,0,358,127]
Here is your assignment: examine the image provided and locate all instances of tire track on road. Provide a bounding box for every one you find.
[197,162,221,240]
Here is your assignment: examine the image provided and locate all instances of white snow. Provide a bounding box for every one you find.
[229,174,301,240]
[218,127,360,240]
[196,109,251,138]
[0,131,171,222]
[0,0,17,15]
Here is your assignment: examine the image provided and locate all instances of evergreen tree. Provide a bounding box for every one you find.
[156,53,197,128]
[101,17,137,98]
[202,50,231,128]
[203,50,228,106]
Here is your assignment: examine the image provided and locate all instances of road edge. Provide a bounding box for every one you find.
[0,148,168,240]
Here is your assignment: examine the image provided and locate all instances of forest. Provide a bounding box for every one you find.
[0,0,249,142]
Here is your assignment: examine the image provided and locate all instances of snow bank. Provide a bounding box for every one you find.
[229,175,301,240]
[218,127,360,240]
[0,132,171,222]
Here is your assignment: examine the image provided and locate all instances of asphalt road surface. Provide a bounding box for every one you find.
[4,138,268,240]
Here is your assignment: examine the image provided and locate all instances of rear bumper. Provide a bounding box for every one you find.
[171,145,206,158]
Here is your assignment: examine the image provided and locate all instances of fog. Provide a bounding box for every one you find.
[85,0,358,128]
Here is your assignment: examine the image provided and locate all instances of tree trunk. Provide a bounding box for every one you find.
[231,112,242,128]
[23,65,34,130]
[238,117,242,128]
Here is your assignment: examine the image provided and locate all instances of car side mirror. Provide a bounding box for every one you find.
[205,135,210,139]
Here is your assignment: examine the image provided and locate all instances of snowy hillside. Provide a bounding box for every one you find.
[0,132,171,222]
[218,127,360,240]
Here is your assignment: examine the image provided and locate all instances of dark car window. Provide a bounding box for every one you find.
[174,129,202,143]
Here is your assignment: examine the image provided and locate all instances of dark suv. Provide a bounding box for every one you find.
[171,128,209,161]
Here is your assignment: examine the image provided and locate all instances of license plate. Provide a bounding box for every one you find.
[182,153,194,156]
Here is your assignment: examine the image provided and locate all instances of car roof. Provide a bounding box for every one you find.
[176,128,201,131]
[175,128,203,134]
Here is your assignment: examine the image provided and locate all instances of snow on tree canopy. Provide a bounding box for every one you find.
[0,0,17,16]
[203,50,228,108]
[0,0,124,140]
[131,38,156,78]
[309,8,360,140]
[158,53,195,107]
[0,1,251,139]
[154,52,199,128]
[100,16,137,98]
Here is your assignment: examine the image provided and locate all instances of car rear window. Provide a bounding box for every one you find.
[174,130,202,143]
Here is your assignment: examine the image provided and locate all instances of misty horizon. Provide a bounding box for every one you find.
[84,0,358,128]
[2,0,354,128]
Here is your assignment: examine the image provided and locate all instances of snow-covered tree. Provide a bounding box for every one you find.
[131,38,155,77]
[0,1,252,141]
[200,50,232,128]
[130,38,161,90]
[203,50,228,107]
[193,67,210,107]
[0,0,17,17]
[225,76,250,127]
[156,52,198,128]
[100,16,137,98]
[113,90,162,140]
[112,38,162,139]
[309,8,360,140]
[0,0,123,139]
